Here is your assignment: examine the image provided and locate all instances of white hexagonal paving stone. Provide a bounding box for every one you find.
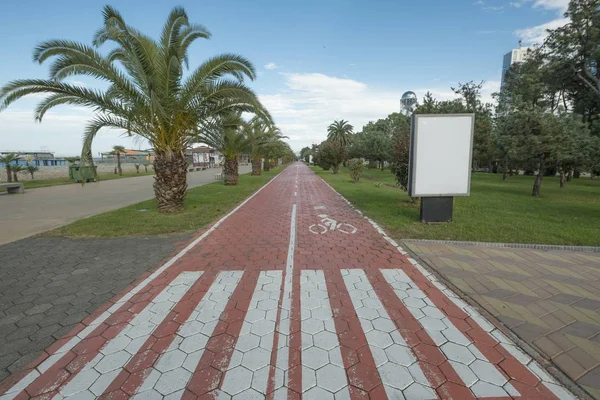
[366,330,394,349]
[441,342,477,365]
[348,289,368,300]
[251,319,276,336]
[405,306,425,320]
[362,297,384,309]
[241,347,271,371]
[232,388,263,399]
[303,346,330,370]
[408,363,432,388]
[164,389,186,400]
[244,309,266,323]
[418,316,447,331]
[200,320,220,336]
[221,366,253,396]
[89,370,120,396]
[178,320,205,338]
[251,365,284,394]
[132,388,163,400]
[259,332,275,350]
[302,334,314,350]
[196,309,221,323]
[154,369,192,395]
[355,306,379,321]
[324,319,337,333]
[469,359,508,386]
[257,298,278,311]
[125,336,154,355]
[334,388,352,400]
[302,297,322,311]
[303,365,317,392]
[60,368,100,397]
[403,382,435,399]
[372,317,397,333]
[354,281,373,291]
[385,344,415,366]
[421,306,446,319]
[369,346,389,367]
[452,361,479,387]
[236,333,261,352]
[303,318,326,335]
[179,333,209,354]
[304,386,335,400]
[378,362,414,391]
[316,364,348,393]
[406,288,427,299]
[125,321,158,339]
[94,350,131,374]
[311,307,333,321]
[155,349,187,372]
[313,331,339,351]
[470,380,509,398]
[100,335,132,355]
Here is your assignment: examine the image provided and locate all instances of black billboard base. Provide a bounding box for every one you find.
[420,197,453,223]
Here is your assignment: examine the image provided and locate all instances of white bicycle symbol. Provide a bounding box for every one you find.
[309,214,357,235]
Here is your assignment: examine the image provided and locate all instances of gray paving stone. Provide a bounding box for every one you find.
[0,235,190,381]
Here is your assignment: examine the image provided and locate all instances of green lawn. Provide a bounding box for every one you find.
[19,171,155,189]
[52,166,284,237]
[313,166,600,246]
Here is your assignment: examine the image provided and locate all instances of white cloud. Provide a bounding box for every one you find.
[515,17,569,45]
[260,73,499,152]
[513,0,570,45]
[264,62,278,70]
[532,0,569,12]
[483,5,504,11]
[510,1,524,8]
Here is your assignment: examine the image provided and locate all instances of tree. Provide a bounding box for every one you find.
[112,145,126,176]
[317,140,346,174]
[143,162,151,172]
[25,165,40,180]
[0,153,20,183]
[0,6,265,212]
[65,156,81,165]
[347,159,364,183]
[327,120,354,147]
[388,113,411,191]
[10,164,25,182]
[244,116,285,176]
[544,0,600,97]
[134,163,140,173]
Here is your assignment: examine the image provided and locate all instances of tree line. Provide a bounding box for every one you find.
[303,0,600,197]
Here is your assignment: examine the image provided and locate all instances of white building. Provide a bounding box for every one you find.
[501,43,533,87]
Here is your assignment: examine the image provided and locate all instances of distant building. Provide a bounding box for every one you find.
[191,146,218,168]
[0,150,67,166]
[501,42,533,87]
[99,149,154,163]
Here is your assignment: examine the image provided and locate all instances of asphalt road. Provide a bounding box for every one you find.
[0,165,251,245]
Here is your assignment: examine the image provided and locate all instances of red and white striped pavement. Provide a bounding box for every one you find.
[0,163,576,399]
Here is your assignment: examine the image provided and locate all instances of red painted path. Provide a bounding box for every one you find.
[0,163,575,399]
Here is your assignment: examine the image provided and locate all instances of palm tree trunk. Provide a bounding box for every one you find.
[264,160,271,172]
[559,169,566,188]
[153,152,188,212]
[5,166,12,183]
[224,156,239,185]
[333,164,340,174]
[117,153,122,176]
[13,172,19,182]
[251,157,262,176]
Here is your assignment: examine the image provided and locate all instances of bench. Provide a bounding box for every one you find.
[0,182,24,194]
[214,173,222,180]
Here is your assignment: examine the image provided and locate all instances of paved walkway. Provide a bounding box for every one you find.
[404,241,600,399]
[0,165,251,246]
[0,163,576,399]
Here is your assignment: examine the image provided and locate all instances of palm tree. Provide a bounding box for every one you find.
[0,153,20,182]
[10,164,25,182]
[244,117,286,176]
[111,145,126,175]
[327,120,354,147]
[200,113,253,185]
[0,6,266,212]
[25,165,40,180]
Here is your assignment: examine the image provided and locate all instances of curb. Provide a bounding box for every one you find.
[402,239,600,253]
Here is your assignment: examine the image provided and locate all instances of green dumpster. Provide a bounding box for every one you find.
[69,165,98,183]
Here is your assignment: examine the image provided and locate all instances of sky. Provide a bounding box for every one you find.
[0,0,570,156]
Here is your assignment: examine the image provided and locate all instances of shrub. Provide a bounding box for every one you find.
[347,159,364,183]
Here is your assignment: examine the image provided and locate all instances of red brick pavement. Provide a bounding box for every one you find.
[0,163,576,399]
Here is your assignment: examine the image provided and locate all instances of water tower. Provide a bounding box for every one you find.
[400,91,418,115]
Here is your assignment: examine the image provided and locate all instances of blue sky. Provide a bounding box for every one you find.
[0,0,569,155]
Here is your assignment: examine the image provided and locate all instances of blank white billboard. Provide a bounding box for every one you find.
[408,114,474,197]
